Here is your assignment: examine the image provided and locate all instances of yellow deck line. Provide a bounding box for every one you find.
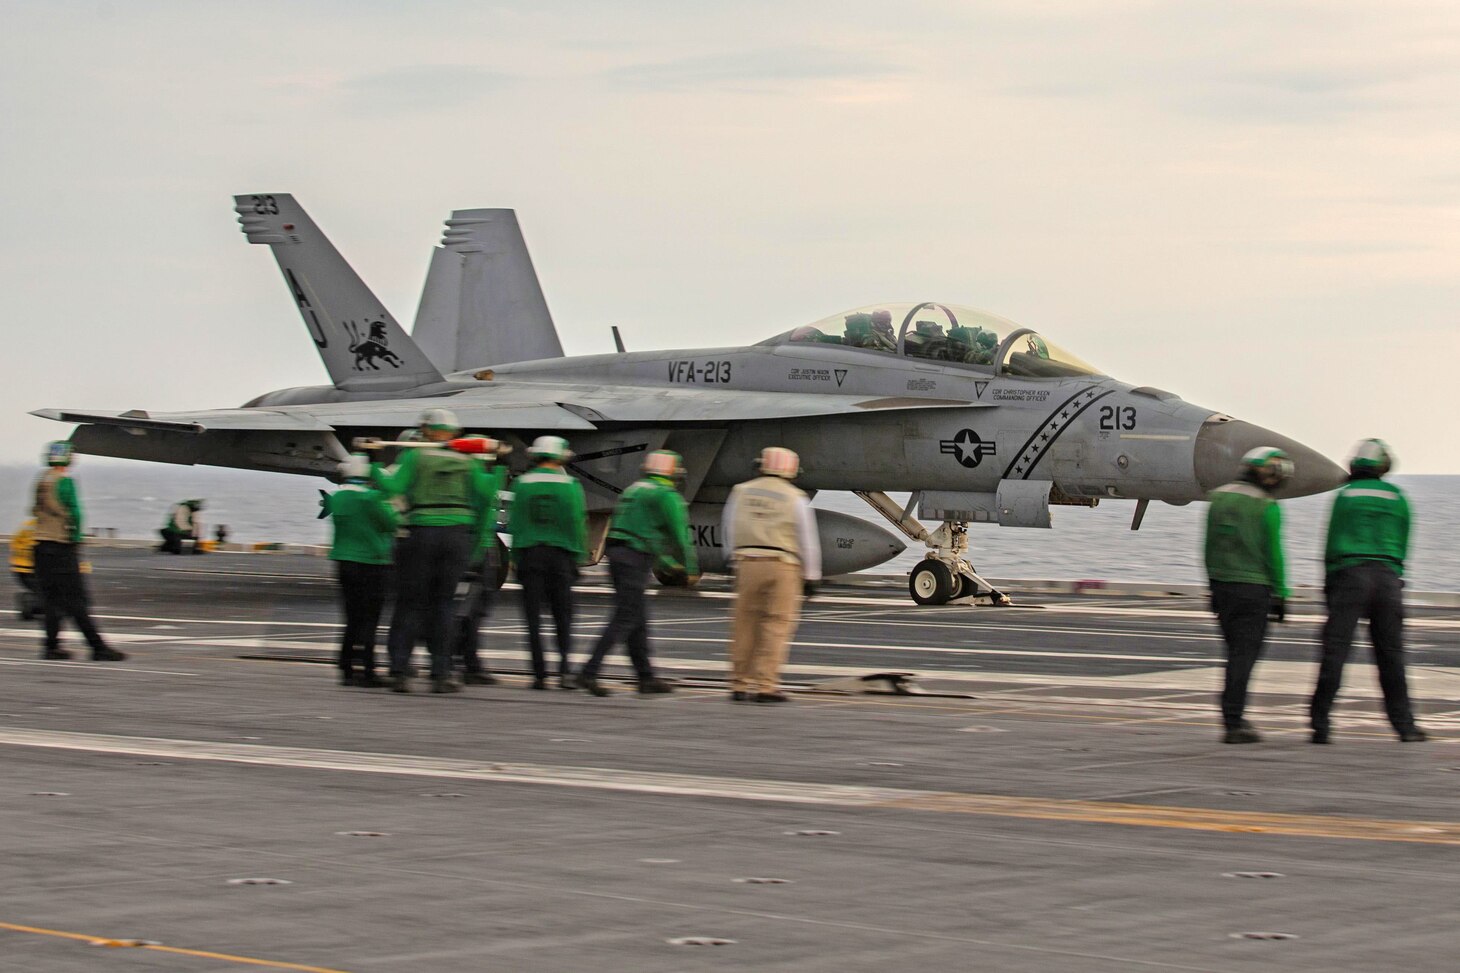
[3,726,1457,846]
[0,920,351,972]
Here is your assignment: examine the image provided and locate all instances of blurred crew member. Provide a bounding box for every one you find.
[508,436,588,690]
[1309,440,1427,744]
[722,446,821,703]
[323,454,398,687]
[10,518,42,621]
[159,500,205,555]
[451,437,510,686]
[1203,447,1292,744]
[373,409,494,694]
[30,442,124,662]
[580,450,698,697]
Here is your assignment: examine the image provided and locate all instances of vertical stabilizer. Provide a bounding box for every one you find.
[412,208,565,371]
[234,194,444,390]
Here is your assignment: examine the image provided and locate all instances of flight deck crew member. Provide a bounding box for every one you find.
[323,454,398,687]
[30,442,125,662]
[1309,440,1427,744]
[579,450,698,697]
[1203,446,1292,744]
[722,446,821,703]
[509,436,588,690]
[451,437,510,686]
[159,500,205,554]
[373,409,494,694]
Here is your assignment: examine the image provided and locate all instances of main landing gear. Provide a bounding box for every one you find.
[854,492,1011,607]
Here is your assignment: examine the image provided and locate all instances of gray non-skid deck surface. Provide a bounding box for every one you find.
[1,550,1456,972]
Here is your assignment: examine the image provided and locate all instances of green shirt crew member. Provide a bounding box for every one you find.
[1309,439,1426,744]
[324,454,399,686]
[449,437,512,686]
[508,436,588,689]
[580,451,698,697]
[374,408,490,694]
[1203,446,1292,744]
[30,441,123,662]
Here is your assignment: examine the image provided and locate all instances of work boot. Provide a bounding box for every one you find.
[531,677,548,691]
[754,692,790,704]
[638,677,674,695]
[430,679,461,694]
[1222,726,1262,744]
[42,648,73,661]
[1399,728,1429,743]
[730,691,748,702]
[461,671,498,686]
[90,647,127,662]
[339,671,357,686]
[1310,729,1331,745]
[559,672,578,690]
[391,675,411,694]
[580,676,612,697]
[355,672,384,689]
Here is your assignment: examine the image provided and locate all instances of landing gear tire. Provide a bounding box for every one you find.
[909,559,955,606]
[948,574,967,600]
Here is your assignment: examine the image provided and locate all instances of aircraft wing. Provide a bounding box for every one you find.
[36,384,987,438]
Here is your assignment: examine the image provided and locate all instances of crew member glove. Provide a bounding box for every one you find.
[802,580,819,599]
[1269,597,1286,623]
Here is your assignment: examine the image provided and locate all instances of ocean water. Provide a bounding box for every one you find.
[3,460,1456,592]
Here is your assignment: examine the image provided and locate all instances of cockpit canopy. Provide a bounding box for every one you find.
[758,302,1102,379]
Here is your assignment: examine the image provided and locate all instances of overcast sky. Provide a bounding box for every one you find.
[2,1,1456,471]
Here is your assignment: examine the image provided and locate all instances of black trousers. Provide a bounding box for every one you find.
[582,544,655,683]
[386,525,473,681]
[33,541,109,656]
[1310,561,1416,734]
[452,548,497,675]
[335,560,389,675]
[1210,581,1271,729]
[517,545,576,680]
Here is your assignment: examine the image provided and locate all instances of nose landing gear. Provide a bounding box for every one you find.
[909,522,1009,606]
[853,491,1011,607]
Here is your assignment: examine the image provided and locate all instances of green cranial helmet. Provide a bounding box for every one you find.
[1349,438,1394,476]
[44,441,74,467]
[419,407,461,433]
[1241,446,1294,483]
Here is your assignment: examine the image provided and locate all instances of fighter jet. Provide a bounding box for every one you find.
[35,194,1345,604]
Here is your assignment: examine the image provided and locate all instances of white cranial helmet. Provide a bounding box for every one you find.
[758,446,800,479]
[528,435,572,462]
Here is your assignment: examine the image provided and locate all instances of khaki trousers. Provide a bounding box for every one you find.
[729,557,803,693]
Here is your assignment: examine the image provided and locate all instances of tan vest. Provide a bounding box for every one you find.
[32,469,73,544]
[729,476,806,564]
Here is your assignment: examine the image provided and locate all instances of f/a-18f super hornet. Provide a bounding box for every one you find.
[36,194,1346,604]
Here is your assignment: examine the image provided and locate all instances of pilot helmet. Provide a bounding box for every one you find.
[844,312,873,336]
[756,446,800,479]
[1240,446,1294,486]
[419,407,461,433]
[870,309,894,333]
[975,331,998,350]
[528,435,572,463]
[338,454,371,482]
[1349,438,1394,477]
[947,326,975,348]
[44,441,74,467]
[642,450,684,478]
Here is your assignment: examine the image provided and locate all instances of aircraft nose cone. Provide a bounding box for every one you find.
[1194,418,1346,499]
